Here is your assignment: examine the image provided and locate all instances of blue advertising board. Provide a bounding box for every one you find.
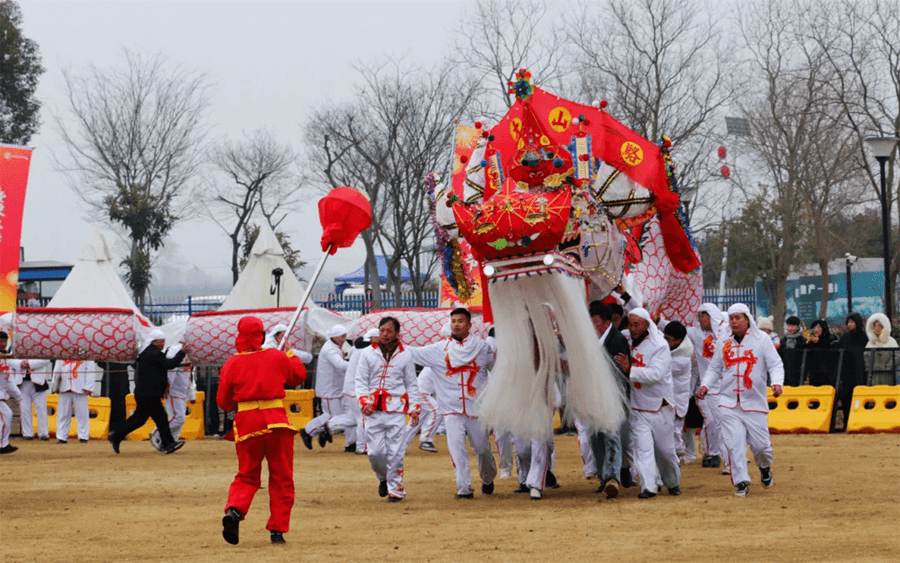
[755,270,885,326]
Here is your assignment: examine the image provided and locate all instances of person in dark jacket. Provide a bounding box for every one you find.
[587,300,634,498]
[108,329,187,454]
[779,316,807,386]
[838,313,868,429]
[806,319,839,386]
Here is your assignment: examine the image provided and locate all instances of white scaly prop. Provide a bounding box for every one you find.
[476,273,625,441]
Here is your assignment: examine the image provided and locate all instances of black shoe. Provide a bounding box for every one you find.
[482,482,494,495]
[545,470,559,489]
[299,429,313,450]
[222,507,241,545]
[270,531,285,544]
[701,457,711,467]
[344,443,356,453]
[513,483,529,493]
[163,440,185,454]
[708,455,721,468]
[23,436,34,440]
[455,492,475,499]
[760,466,774,488]
[57,439,67,444]
[668,486,682,496]
[387,495,403,503]
[318,426,332,448]
[0,444,18,454]
[39,436,50,441]
[108,433,120,454]
[378,480,388,498]
[79,439,88,443]
[637,490,657,499]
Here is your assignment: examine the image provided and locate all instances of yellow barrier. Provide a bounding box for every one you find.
[124,394,158,441]
[44,394,111,440]
[180,392,205,440]
[767,385,835,434]
[846,385,900,434]
[284,389,315,431]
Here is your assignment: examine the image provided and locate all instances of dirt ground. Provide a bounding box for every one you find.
[1,432,898,563]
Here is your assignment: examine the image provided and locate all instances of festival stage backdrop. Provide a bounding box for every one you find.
[0,144,33,314]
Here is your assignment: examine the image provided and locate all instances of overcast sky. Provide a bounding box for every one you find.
[17,0,477,297]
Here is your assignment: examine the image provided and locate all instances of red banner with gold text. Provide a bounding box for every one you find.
[0,144,33,313]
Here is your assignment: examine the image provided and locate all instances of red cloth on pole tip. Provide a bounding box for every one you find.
[318,187,372,255]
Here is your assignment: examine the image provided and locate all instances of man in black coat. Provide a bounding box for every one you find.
[587,301,635,498]
[108,329,187,454]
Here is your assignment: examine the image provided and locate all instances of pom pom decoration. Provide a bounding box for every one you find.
[475,121,483,129]
[720,165,731,178]
[717,146,727,159]
[572,117,580,126]
[591,100,600,108]
[600,100,608,108]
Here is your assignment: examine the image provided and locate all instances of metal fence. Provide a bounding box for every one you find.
[701,287,757,314]
[312,291,441,315]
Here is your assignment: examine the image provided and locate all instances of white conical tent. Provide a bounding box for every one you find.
[219,223,348,334]
[47,228,145,313]
[220,223,307,310]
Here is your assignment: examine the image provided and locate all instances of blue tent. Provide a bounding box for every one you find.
[334,255,423,285]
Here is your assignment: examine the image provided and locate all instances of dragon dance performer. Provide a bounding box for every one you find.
[408,308,497,499]
[218,316,306,545]
[697,304,784,497]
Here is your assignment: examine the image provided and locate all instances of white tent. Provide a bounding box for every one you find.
[47,228,145,314]
[220,223,348,334]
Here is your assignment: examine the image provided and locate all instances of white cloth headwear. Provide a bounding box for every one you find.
[141,328,166,351]
[726,303,759,337]
[364,328,379,341]
[263,323,290,349]
[326,324,348,338]
[269,323,289,337]
[628,307,665,346]
[698,303,728,338]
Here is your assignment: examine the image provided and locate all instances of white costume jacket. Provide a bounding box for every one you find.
[670,338,694,418]
[627,333,674,412]
[701,330,785,413]
[408,335,493,417]
[8,359,52,386]
[315,340,349,399]
[52,360,97,395]
[343,347,364,397]
[687,326,721,393]
[0,362,22,401]
[356,342,421,415]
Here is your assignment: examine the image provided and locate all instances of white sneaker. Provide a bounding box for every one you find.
[530,487,542,500]
[500,468,512,480]
[721,467,731,475]
[733,482,749,497]
[584,473,597,480]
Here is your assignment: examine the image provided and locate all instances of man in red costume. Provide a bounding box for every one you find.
[217,316,306,545]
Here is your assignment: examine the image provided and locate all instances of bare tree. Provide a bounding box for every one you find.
[568,0,737,235]
[206,129,299,284]
[450,0,570,117]
[55,50,210,305]
[304,59,479,306]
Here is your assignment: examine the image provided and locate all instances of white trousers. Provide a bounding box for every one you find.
[365,412,408,498]
[682,428,698,463]
[327,395,360,446]
[720,408,774,486]
[150,395,188,449]
[698,394,729,465]
[56,392,90,441]
[19,382,49,438]
[574,417,596,477]
[631,407,681,492]
[403,392,441,449]
[493,431,514,474]
[0,401,12,447]
[513,436,551,490]
[444,414,497,495]
[305,396,342,436]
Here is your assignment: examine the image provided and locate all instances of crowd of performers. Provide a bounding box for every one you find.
[0,299,785,546]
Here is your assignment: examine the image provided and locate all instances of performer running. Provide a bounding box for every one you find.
[697,304,784,497]
[300,325,349,449]
[356,316,421,502]
[218,316,306,545]
[407,308,497,499]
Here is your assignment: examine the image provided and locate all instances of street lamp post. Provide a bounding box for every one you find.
[865,136,900,319]
[845,253,857,314]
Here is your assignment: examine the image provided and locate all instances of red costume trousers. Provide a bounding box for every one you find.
[225,428,295,532]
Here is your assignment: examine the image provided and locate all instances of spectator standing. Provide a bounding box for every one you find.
[51,358,97,443]
[10,359,51,440]
[838,313,868,430]
[779,316,807,386]
[806,320,838,386]
[865,313,899,385]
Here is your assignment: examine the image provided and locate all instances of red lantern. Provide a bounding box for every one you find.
[318,187,372,255]
[720,165,731,178]
[718,146,727,159]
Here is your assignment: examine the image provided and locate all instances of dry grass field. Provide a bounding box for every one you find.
[1,432,898,562]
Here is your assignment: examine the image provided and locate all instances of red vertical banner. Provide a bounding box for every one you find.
[0,144,33,313]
